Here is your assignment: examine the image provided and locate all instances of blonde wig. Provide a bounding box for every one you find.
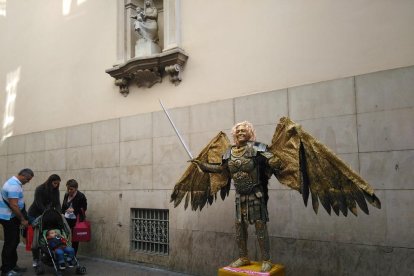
[231,121,256,145]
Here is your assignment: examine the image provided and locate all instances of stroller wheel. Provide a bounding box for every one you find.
[35,265,45,275]
[76,266,87,274]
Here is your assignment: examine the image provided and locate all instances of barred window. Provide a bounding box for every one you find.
[131,208,169,255]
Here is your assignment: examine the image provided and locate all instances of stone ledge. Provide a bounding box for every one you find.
[105,47,189,96]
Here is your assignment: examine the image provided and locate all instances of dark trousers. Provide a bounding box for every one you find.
[0,217,20,273]
[66,218,79,256]
[71,241,79,256]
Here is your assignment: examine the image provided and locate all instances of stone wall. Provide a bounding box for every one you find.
[1,65,413,275]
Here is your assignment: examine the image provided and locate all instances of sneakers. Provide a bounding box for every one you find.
[66,258,76,268]
[68,260,75,268]
[1,270,22,276]
[32,259,38,267]
[58,263,66,270]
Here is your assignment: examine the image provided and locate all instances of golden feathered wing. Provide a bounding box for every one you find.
[270,117,381,216]
[170,131,231,211]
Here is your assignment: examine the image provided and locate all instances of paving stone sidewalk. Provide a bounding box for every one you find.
[1,242,191,276]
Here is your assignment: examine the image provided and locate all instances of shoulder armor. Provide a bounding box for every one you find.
[252,142,268,152]
[259,151,274,159]
[222,147,232,160]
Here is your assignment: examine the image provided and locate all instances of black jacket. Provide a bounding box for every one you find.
[28,183,61,218]
[62,191,87,225]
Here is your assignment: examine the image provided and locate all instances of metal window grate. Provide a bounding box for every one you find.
[131,208,169,255]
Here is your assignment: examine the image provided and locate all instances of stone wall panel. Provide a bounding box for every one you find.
[65,169,92,190]
[289,77,355,120]
[190,100,234,133]
[45,149,66,171]
[119,165,152,190]
[67,124,92,148]
[120,113,152,142]
[356,66,414,113]
[0,140,8,156]
[298,115,358,154]
[92,119,120,145]
[197,190,235,233]
[7,135,25,155]
[152,163,187,190]
[25,132,45,152]
[153,135,189,165]
[66,146,93,170]
[153,106,190,137]
[92,143,120,168]
[24,152,45,172]
[91,167,120,191]
[45,128,66,150]
[120,139,152,166]
[360,150,414,190]
[235,89,288,126]
[358,108,414,152]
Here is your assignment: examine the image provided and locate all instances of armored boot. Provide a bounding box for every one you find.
[255,220,272,272]
[229,221,250,268]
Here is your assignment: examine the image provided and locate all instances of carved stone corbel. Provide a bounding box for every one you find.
[115,78,130,97]
[105,47,188,96]
[165,64,182,85]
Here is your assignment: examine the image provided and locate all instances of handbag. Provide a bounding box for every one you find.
[25,225,34,251]
[72,211,91,242]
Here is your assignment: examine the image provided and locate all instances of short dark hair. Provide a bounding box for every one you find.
[18,168,34,178]
[66,179,78,189]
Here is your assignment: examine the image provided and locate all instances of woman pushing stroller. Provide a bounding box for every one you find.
[28,174,62,267]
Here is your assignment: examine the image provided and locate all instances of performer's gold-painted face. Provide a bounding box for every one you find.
[235,125,249,146]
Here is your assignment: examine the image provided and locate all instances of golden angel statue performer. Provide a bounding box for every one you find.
[170,117,381,272]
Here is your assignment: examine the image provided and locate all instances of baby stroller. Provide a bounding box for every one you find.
[32,208,87,276]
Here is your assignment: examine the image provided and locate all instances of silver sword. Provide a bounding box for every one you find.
[159,99,194,160]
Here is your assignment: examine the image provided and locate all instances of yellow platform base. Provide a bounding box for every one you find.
[218,261,285,276]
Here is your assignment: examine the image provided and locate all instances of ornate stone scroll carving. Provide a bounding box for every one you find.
[165,64,182,85]
[106,47,188,96]
[114,78,130,97]
[132,67,162,88]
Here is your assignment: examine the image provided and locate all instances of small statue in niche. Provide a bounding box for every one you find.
[132,0,161,57]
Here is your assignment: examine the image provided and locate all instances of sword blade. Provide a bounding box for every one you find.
[159,100,193,160]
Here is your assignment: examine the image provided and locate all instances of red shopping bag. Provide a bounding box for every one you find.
[72,215,91,242]
[25,225,34,251]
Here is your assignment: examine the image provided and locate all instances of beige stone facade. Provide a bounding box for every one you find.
[1,1,414,275]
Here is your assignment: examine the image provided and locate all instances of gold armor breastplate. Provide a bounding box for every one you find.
[228,147,258,194]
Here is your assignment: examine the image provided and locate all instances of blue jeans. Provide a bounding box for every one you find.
[54,247,75,264]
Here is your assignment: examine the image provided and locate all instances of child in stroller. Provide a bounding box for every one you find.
[32,208,86,276]
[46,229,76,270]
